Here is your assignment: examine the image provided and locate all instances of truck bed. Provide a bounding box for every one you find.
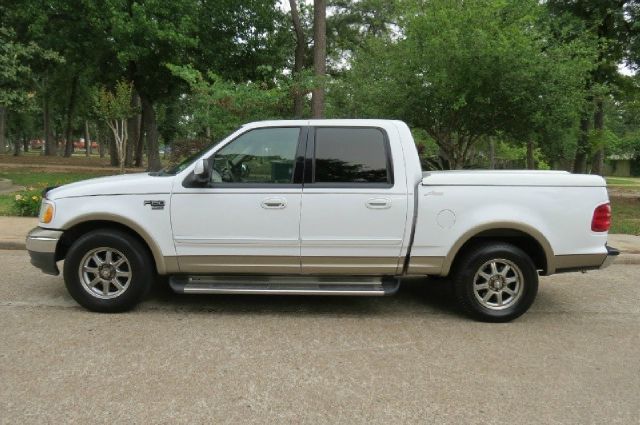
[406,170,609,276]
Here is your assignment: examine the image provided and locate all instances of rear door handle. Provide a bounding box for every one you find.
[261,197,287,209]
[366,198,391,209]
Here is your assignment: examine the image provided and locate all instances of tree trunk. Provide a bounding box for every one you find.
[591,99,605,176]
[134,101,146,167]
[63,75,79,157]
[290,0,306,118]
[126,92,140,166]
[23,134,29,152]
[489,139,496,169]
[96,128,105,158]
[573,114,590,173]
[84,120,91,157]
[526,140,535,170]
[141,95,161,171]
[13,137,21,156]
[0,107,6,153]
[311,0,327,118]
[436,136,452,170]
[43,93,56,156]
[109,133,119,167]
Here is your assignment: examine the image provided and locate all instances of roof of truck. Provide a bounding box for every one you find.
[243,119,406,128]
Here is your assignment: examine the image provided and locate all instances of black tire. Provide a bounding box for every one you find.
[451,242,538,322]
[63,229,154,312]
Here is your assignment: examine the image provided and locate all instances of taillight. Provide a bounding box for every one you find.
[591,203,611,232]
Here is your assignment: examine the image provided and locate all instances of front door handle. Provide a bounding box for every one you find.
[261,197,287,209]
[366,198,391,209]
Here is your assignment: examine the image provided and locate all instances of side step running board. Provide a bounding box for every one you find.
[169,275,400,296]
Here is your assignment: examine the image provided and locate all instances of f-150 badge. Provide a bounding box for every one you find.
[143,200,165,210]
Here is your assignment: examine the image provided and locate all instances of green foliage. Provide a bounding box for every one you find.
[168,64,290,140]
[0,26,61,110]
[11,189,41,217]
[589,128,620,151]
[92,81,136,122]
[608,75,640,157]
[330,0,596,168]
[1,0,640,175]
[494,141,550,170]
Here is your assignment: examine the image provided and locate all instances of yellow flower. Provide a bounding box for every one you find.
[32,196,39,201]
[15,194,22,201]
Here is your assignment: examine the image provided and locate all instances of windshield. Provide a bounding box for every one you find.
[157,140,218,176]
[159,127,247,175]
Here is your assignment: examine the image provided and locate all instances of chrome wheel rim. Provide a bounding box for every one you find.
[78,247,132,299]
[473,259,523,311]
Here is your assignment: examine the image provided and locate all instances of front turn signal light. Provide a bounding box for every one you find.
[40,201,55,224]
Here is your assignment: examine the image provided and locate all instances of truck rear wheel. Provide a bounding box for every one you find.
[63,229,153,312]
[451,242,538,322]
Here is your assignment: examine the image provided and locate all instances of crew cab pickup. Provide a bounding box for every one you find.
[26,120,619,321]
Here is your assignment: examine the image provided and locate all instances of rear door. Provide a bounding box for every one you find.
[299,125,409,274]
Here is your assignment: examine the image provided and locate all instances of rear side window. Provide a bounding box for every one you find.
[314,127,392,185]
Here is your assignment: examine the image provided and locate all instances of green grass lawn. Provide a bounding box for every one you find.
[606,177,640,186]
[0,169,114,216]
[610,197,640,235]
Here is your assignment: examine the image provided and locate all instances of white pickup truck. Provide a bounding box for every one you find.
[26,119,618,321]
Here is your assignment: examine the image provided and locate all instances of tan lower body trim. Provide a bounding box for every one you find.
[173,255,402,275]
[164,256,180,274]
[302,256,399,274]
[406,256,445,275]
[177,255,300,274]
[554,253,606,271]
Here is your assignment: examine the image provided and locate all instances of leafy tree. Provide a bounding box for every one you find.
[327,0,400,67]
[607,75,640,157]
[332,0,595,169]
[168,65,289,140]
[99,0,289,170]
[0,26,61,153]
[93,81,137,173]
[547,0,640,174]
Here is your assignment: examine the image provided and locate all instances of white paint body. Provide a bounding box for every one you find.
[41,119,610,276]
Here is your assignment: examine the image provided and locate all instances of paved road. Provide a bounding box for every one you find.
[1,250,638,424]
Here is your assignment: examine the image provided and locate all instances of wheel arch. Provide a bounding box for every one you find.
[56,214,173,275]
[443,222,555,276]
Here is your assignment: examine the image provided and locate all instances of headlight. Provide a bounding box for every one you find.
[39,200,55,224]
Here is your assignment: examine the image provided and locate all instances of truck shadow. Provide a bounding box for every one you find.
[145,277,462,319]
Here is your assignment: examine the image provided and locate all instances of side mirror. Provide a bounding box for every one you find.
[193,158,210,184]
[194,158,206,176]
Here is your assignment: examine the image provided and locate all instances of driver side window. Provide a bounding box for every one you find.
[210,127,301,184]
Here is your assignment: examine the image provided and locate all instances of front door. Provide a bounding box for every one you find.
[300,126,409,274]
[171,126,306,274]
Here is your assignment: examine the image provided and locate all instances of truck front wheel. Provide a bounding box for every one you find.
[452,242,538,322]
[63,229,153,312]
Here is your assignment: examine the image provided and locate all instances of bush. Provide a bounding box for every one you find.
[12,188,42,217]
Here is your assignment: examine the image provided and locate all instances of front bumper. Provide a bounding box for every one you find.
[26,227,63,276]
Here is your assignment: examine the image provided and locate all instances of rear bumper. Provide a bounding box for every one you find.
[26,227,63,276]
[600,245,620,269]
[554,245,619,274]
